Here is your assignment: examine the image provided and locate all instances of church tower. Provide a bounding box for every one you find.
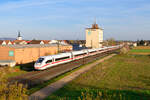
[17,31,23,40]
[85,22,103,48]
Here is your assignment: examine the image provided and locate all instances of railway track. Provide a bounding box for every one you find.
[9,48,119,88]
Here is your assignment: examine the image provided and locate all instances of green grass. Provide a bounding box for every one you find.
[28,56,104,95]
[130,49,150,53]
[28,69,74,95]
[4,66,27,78]
[129,46,150,55]
[6,71,26,78]
[45,54,150,100]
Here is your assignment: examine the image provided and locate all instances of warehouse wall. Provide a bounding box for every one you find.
[14,45,72,64]
[0,46,15,60]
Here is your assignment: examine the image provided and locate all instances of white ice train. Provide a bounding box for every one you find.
[34,45,122,70]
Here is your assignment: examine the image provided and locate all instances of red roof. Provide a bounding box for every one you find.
[0,40,4,44]
[28,40,43,44]
[0,40,12,45]
[12,40,27,44]
[43,40,50,44]
[4,40,12,44]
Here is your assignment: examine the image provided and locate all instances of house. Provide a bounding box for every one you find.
[144,41,149,46]
[0,40,12,45]
[43,40,50,44]
[0,40,6,45]
[133,43,137,47]
[49,40,58,44]
[60,40,69,45]
[28,40,45,44]
[12,40,27,45]
[26,40,32,44]
[5,40,12,45]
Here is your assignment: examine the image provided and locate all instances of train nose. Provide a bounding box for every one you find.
[34,63,42,69]
[36,63,41,66]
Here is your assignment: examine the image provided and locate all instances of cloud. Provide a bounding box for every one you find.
[0,0,150,40]
[0,0,67,11]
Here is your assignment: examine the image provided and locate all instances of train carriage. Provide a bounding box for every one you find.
[72,50,88,60]
[35,53,72,70]
[34,45,123,70]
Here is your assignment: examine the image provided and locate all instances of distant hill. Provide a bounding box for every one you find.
[0,38,16,40]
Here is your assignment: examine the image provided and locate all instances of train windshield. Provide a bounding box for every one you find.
[36,58,44,63]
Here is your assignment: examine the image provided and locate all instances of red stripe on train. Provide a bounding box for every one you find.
[35,48,116,69]
[35,54,89,69]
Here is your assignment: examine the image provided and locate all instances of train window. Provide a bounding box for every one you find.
[36,58,44,63]
[90,51,96,53]
[74,53,86,57]
[46,60,52,64]
[55,56,70,61]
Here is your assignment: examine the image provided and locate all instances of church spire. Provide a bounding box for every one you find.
[17,30,22,40]
[18,30,21,37]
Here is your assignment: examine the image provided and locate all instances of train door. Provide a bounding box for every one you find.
[52,57,54,63]
[71,52,74,60]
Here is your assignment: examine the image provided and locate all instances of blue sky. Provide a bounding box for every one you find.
[0,0,150,40]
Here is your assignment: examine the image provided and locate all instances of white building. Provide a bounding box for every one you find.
[86,22,103,48]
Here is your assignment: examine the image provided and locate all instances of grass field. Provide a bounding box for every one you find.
[129,46,150,55]
[46,52,150,100]
[1,66,27,78]
[28,56,105,95]
[133,46,150,49]
[130,49,150,53]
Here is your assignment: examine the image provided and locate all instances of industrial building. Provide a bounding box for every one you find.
[86,22,103,48]
[0,44,72,64]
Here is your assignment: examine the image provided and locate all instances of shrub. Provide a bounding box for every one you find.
[0,67,28,100]
[59,91,125,100]
[120,45,130,54]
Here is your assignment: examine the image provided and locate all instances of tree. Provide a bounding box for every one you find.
[139,40,145,46]
[106,38,116,46]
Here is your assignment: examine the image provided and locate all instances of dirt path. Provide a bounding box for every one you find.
[29,54,116,100]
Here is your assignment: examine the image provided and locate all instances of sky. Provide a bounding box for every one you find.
[0,0,150,40]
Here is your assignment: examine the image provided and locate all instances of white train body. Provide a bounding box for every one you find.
[35,53,72,70]
[34,45,122,70]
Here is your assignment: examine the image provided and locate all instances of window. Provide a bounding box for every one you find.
[46,60,52,64]
[74,53,86,57]
[55,56,70,61]
[90,51,96,53]
[36,58,44,63]
[9,51,14,56]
